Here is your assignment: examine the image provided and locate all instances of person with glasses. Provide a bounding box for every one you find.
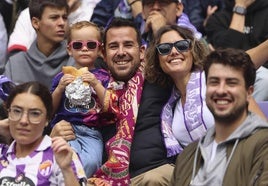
[145,25,214,160]
[2,0,75,88]
[50,20,111,178]
[0,81,86,186]
[144,25,266,174]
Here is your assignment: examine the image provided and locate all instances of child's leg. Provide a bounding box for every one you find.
[69,124,103,178]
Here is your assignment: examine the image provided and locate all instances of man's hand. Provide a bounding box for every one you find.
[144,11,167,35]
[50,120,75,141]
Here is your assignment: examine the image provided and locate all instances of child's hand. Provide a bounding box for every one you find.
[81,71,100,88]
[58,74,75,91]
[51,136,73,170]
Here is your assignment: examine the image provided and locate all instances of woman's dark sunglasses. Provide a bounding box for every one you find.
[69,40,101,50]
[156,39,191,56]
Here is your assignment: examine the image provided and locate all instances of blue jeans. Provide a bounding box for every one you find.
[69,124,103,178]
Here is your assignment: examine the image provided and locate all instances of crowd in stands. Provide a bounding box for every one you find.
[0,0,268,185]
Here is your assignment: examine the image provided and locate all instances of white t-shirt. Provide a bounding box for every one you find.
[172,71,214,147]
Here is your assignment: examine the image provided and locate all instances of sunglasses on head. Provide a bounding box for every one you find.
[156,39,191,56]
[69,40,101,50]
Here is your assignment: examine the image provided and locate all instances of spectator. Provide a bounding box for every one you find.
[138,0,202,45]
[3,0,75,88]
[87,18,145,185]
[7,0,99,57]
[145,25,214,157]
[50,21,110,178]
[0,81,86,185]
[91,0,201,44]
[205,0,268,101]
[170,48,268,186]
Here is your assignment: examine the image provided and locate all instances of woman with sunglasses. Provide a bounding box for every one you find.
[0,81,86,185]
[145,25,213,158]
[50,21,111,178]
[145,24,265,158]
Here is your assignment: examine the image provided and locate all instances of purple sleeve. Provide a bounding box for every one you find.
[50,72,64,92]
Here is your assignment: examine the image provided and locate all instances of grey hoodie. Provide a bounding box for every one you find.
[3,39,75,88]
[190,112,268,186]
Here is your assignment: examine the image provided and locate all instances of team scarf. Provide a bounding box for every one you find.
[88,64,144,185]
[161,70,208,157]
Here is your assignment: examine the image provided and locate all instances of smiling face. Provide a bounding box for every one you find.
[67,25,101,69]
[205,63,252,123]
[158,30,193,80]
[8,93,48,148]
[104,26,145,81]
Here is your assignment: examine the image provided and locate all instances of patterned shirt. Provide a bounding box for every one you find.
[50,68,111,128]
[0,135,86,186]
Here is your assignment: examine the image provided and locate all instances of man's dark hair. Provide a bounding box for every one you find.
[204,48,256,89]
[29,0,69,19]
[103,17,142,47]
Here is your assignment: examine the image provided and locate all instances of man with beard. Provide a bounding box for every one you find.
[169,48,268,186]
[88,17,145,185]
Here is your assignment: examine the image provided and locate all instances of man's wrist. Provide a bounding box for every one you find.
[233,5,247,15]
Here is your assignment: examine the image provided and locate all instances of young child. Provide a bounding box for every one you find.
[50,21,111,178]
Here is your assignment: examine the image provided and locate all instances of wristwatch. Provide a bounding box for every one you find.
[233,6,247,15]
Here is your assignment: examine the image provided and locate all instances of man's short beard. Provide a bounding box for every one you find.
[209,102,248,124]
[111,65,140,82]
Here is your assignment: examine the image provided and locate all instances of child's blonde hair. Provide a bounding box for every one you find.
[66,21,102,43]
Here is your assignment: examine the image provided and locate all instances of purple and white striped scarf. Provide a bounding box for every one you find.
[161,71,207,157]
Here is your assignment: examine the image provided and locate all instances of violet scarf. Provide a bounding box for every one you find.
[161,70,208,157]
[88,64,144,185]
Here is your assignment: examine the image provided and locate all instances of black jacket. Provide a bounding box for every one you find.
[129,80,174,178]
